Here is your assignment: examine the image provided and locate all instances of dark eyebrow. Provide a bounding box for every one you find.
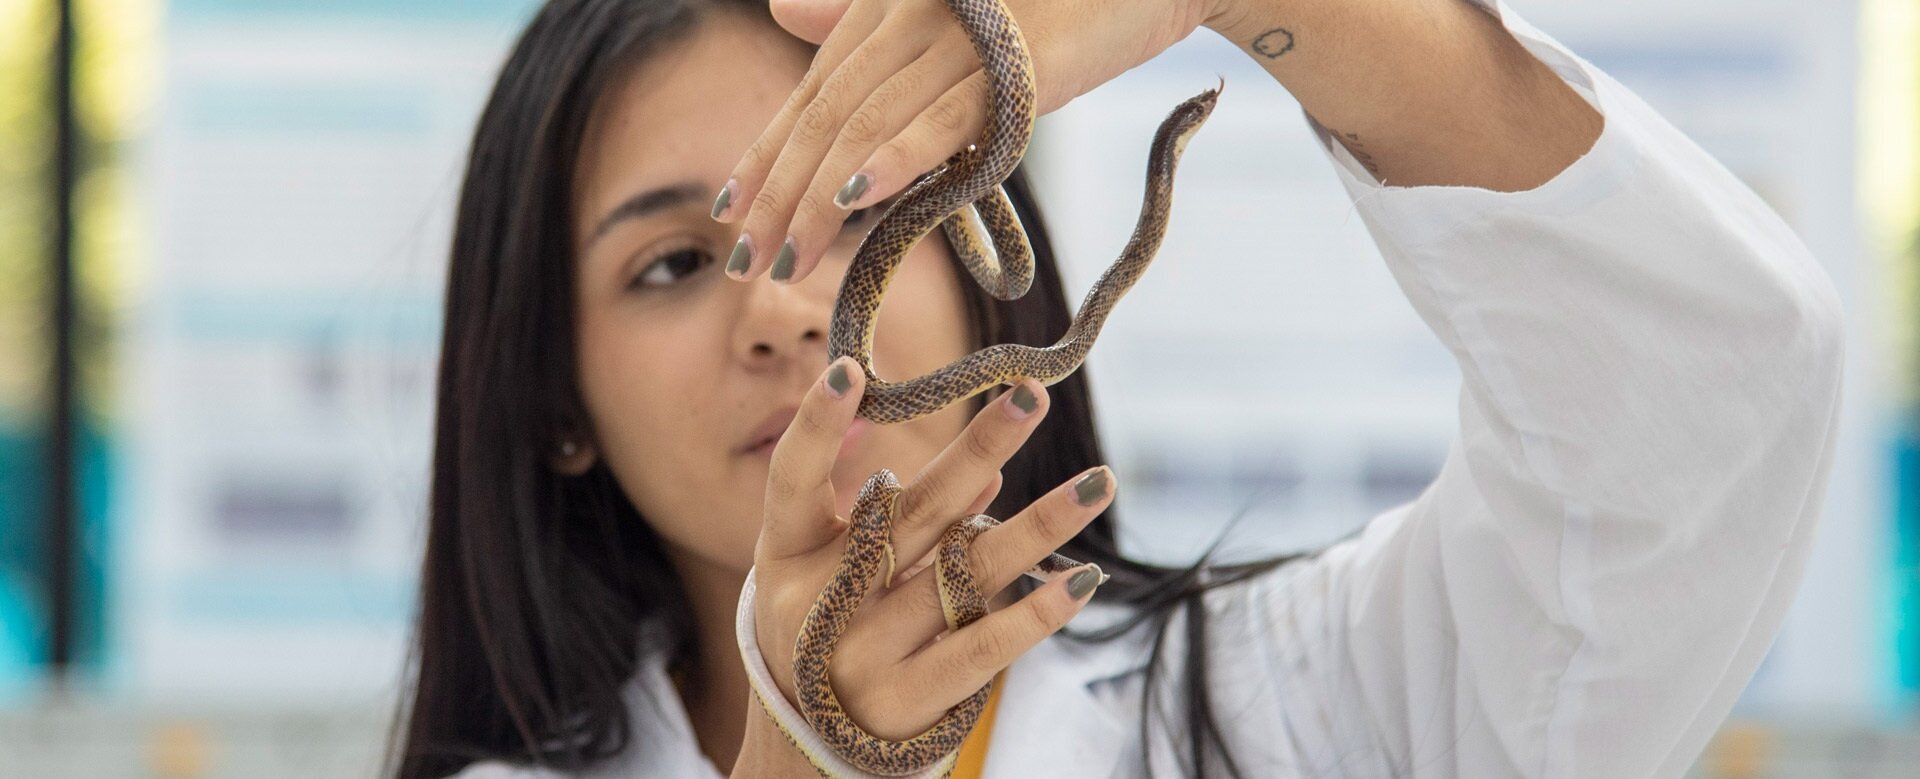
[586,182,710,248]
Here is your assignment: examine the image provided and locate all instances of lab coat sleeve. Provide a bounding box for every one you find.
[1226,2,1846,776]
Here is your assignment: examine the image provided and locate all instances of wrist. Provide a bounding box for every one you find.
[1200,0,1278,40]
[731,708,817,779]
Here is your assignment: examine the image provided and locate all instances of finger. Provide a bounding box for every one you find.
[866,464,1113,653]
[712,0,883,230]
[770,0,854,44]
[734,32,945,282]
[957,466,1111,593]
[761,356,866,560]
[888,381,1047,567]
[903,562,1103,704]
[888,471,1002,587]
[837,71,991,212]
[773,42,979,285]
[963,471,1004,517]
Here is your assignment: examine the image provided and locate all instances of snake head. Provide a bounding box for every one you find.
[1159,79,1224,163]
[1180,77,1225,124]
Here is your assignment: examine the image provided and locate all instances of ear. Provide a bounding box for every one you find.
[549,436,599,476]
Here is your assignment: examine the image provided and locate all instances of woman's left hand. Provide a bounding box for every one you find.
[712,0,1221,284]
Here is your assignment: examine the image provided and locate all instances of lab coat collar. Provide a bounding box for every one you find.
[617,601,1158,779]
[983,600,1156,779]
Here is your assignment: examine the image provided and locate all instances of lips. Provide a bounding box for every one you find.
[739,406,799,455]
[838,417,874,459]
[738,407,876,460]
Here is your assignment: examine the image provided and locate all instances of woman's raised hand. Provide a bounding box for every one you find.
[711,0,1218,284]
[746,356,1111,745]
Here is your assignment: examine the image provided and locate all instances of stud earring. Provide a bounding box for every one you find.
[560,440,579,457]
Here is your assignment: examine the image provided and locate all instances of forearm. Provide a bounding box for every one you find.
[1204,0,1601,191]
[729,707,820,778]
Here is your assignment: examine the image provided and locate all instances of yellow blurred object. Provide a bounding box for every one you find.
[949,672,1005,779]
[1703,723,1773,779]
[147,722,211,779]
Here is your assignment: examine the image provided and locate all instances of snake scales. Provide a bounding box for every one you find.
[770,0,1220,774]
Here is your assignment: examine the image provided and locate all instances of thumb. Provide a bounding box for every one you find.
[759,357,866,561]
[769,0,853,44]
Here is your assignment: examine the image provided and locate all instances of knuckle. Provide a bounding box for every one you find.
[842,103,886,146]
[792,194,828,230]
[960,545,1003,589]
[923,94,969,135]
[766,471,803,504]
[1030,591,1075,631]
[894,478,941,526]
[1021,21,1048,55]
[732,143,765,179]
[793,406,834,442]
[960,627,1012,674]
[794,97,836,145]
[869,141,914,182]
[963,75,992,104]
[959,426,1002,466]
[877,67,922,106]
[907,579,946,622]
[1027,496,1076,541]
[793,61,824,100]
[751,186,787,218]
[894,579,948,629]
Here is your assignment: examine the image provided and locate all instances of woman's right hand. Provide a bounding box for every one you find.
[737,356,1111,770]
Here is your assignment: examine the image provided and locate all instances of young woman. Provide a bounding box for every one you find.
[393,0,1845,776]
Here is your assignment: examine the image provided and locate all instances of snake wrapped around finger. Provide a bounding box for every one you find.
[764,0,1223,774]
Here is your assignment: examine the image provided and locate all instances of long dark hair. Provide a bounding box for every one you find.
[393,1,1308,777]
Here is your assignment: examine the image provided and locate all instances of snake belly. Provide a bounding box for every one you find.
[788,0,1222,773]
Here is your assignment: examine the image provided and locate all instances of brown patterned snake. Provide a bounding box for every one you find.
[769,0,1221,774]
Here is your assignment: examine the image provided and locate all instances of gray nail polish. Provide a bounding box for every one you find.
[727,234,753,277]
[1072,468,1110,506]
[711,181,734,219]
[1067,565,1103,600]
[1009,384,1038,415]
[771,238,797,282]
[826,362,852,396]
[834,172,871,208]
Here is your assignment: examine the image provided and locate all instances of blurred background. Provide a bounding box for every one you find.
[0,0,1911,775]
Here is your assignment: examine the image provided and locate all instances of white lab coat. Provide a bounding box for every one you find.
[452,2,1845,777]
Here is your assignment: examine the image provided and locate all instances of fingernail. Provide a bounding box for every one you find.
[770,237,798,282]
[711,179,736,220]
[726,234,754,278]
[834,172,871,209]
[1067,564,1103,600]
[825,360,852,398]
[1005,383,1038,419]
[1072,467,1111,507]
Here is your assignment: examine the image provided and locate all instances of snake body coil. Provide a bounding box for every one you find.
[780,0,1222,774]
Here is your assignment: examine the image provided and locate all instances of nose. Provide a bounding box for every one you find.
[731,273,831,371]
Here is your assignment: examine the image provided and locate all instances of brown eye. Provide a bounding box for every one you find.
[631,248,713,288]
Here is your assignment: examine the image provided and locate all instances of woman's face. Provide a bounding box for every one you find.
[569,12,976,576]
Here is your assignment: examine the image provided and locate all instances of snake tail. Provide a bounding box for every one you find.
[794,0,1224,772]
[832,86,1221,425]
